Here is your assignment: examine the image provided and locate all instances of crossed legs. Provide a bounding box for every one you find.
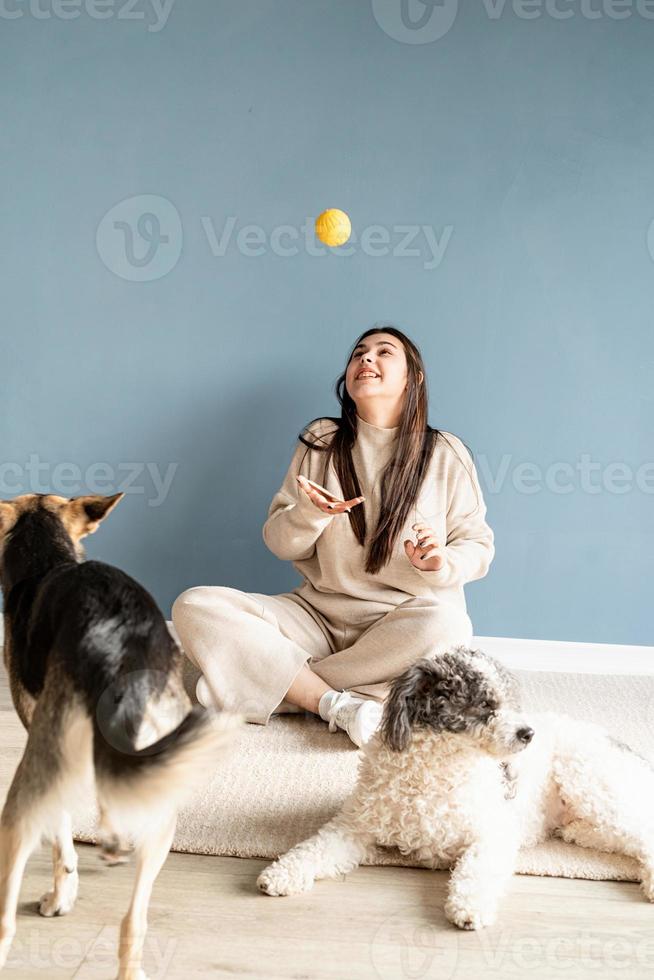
[172,587,474,723]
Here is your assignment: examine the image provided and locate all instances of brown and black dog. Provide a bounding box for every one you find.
[0,493,240,979]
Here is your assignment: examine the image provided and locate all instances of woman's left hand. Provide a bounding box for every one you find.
[403,522,444,571]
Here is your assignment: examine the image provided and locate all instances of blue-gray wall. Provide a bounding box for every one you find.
[2,1,652,645]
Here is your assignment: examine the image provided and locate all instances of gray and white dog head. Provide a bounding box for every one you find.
[380,646,534,757]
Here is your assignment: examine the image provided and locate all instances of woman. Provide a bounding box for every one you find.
[172,327,494,747]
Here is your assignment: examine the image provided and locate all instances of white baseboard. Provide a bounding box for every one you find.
[0,620,651,677]
[473,635,654,675]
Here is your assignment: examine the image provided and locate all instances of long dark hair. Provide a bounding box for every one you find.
[298,326,475,575]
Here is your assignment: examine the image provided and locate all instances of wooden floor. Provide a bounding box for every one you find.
[0,681,651,978]
[7,847,652,979]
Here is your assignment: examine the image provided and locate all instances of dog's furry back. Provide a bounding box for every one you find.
[0,499,240,847]
[0,494,242,977]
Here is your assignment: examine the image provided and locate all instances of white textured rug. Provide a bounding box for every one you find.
[0,618,651,885]
[69,661,654,885]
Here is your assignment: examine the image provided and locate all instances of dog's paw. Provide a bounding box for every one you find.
[640,868,654,903]
[39,871,79,917]
[257,863,314,896]
[99,835,132,866]
[115,970,148,980]
[100,850,130,867]
[444,899,496,931]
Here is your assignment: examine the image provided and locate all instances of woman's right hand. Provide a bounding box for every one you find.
[296,475,365,515]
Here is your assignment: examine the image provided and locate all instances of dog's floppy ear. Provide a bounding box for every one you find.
[380,660,443,753]
[0,501,18,537]
[61,493,125,540]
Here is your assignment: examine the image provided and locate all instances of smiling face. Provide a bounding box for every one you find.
[345,332,411,411]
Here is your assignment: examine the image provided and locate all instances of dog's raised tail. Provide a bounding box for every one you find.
[93,704,243,847]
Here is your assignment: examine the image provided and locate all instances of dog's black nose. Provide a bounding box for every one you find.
[516,726,534,744]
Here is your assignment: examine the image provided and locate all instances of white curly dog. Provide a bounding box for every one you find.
[257,647,654,929]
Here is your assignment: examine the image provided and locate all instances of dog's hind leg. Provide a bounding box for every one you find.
[0,818,40,969]
[553,738,654,902]
[98,806,132,866]
[0,681,91,965]
[257,816,374,897]
[559,819,654,902]
[557,818,623,853]
[38,810,79,918]
[0,741,60,966]
[117,813,177,980]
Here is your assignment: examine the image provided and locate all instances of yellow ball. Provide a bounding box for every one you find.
[315,208,352,247]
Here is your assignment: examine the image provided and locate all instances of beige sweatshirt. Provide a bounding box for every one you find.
[262,415,494,631]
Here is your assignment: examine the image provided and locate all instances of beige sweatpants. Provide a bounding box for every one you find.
[171,587,474,725]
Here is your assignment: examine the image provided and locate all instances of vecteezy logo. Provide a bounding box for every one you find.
[96,194,183,281]
[370,908,459,980]
[371,0,459,43]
